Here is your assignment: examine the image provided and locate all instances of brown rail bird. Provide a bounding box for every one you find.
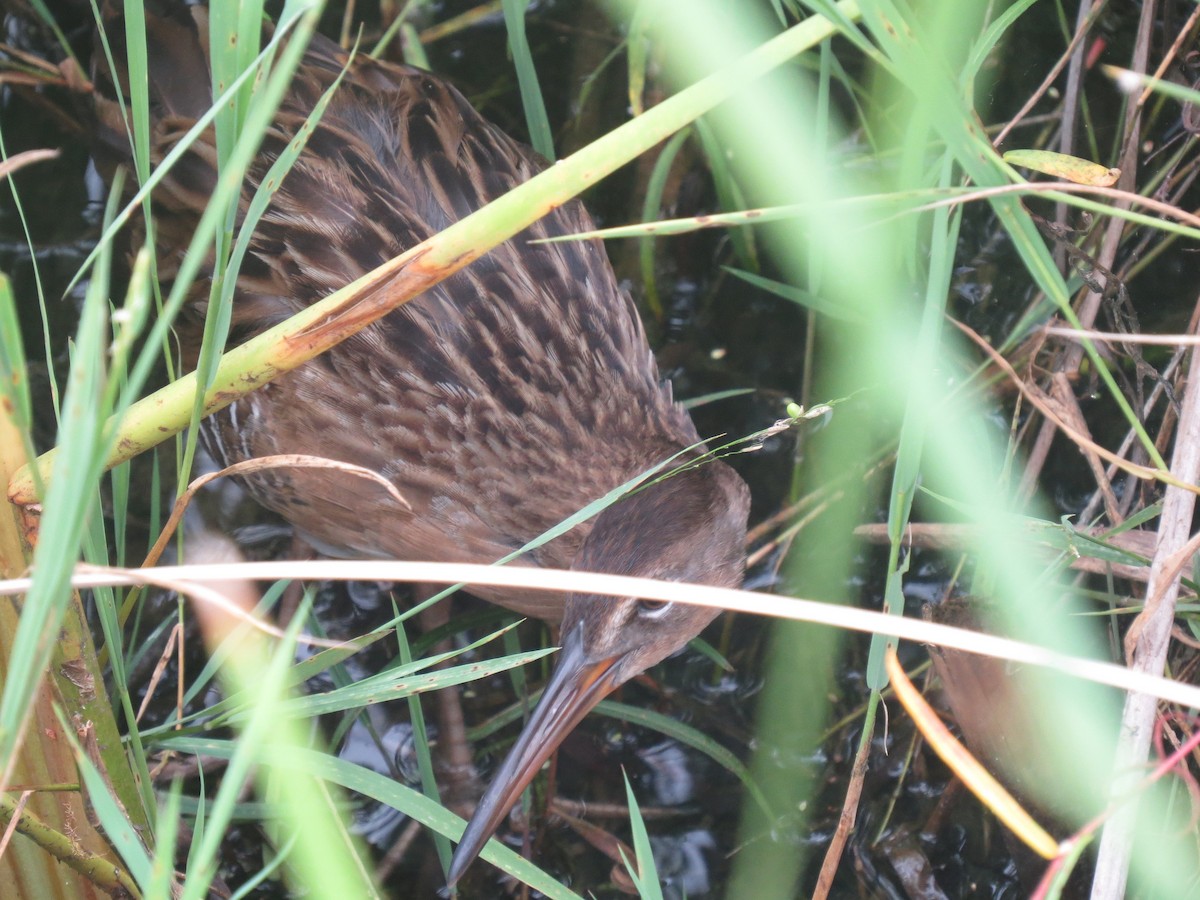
[88,2,750,886]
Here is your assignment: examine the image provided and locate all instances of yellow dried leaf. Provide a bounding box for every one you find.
[1003,149,1120,186]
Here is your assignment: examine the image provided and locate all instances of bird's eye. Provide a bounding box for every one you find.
[636,598,672,618]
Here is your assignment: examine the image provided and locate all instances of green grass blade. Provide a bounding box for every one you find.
[619,768,664,900]
[501,0,554,160]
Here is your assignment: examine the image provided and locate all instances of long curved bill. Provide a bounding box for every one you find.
[446,624,622,886]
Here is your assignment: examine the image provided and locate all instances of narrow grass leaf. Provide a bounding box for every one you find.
[725,266,864,322]
[639,128,691,320]
[620,768,664,900]
[394,616,451,873]
[65,719,154,889]
[146,783,183,898]
[0,174,126,764]
[501,0,554,160]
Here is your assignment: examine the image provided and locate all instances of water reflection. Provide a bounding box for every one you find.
[638,741,694,806]
[338,717,420,847]
[653,830,716,899]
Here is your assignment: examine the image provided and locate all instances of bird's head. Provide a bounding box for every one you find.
[562,457,750,684]
[447,457,749,885]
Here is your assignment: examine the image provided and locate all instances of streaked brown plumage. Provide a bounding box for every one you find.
[93,2,749,885]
